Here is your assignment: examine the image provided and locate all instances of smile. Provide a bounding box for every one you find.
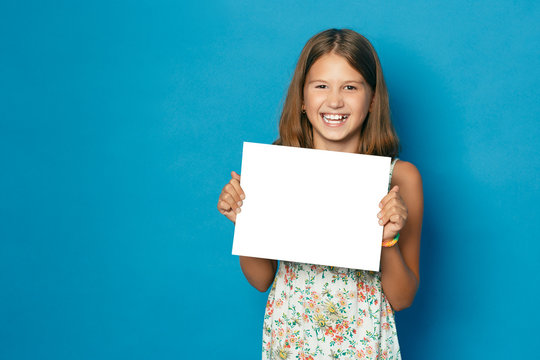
[321,113,349,126]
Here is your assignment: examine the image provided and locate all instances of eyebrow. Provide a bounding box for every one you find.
[306,79,364,85]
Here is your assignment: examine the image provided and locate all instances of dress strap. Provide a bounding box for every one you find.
[388,158,399,190]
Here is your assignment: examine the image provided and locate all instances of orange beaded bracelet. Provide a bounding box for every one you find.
[382,233,400,248]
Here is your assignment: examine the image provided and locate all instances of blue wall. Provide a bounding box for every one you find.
[1,1,539,358]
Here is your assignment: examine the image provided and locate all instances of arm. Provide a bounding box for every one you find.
[239,256,278,292]
[378,161,423,311]
[217,171,278,292]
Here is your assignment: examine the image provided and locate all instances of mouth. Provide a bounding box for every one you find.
[321,113,349,126]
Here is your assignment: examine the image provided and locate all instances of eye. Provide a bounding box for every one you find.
[344,85,357,90]
[315,84,328,89]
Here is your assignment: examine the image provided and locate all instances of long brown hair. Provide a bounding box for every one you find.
[274,29,399,157]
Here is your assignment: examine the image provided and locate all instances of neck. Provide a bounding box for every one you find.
[313,137,360,154]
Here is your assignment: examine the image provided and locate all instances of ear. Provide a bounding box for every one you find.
[369,95,375,112]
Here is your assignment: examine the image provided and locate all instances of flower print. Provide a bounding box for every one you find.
[335,320,349,335]
[333,335,344,345]
[358,290,366,302]
[275,347,290,359]
[290,271,297,281]
[322,287,331,297]
[359,336,370,346]
[324,300,342,321]
[329,349,340,359]
[288,334,297,345]
[266,300,274,313]
[262,262,400,359]
[366,346,373,356]
[313,313,328,328]
[325,301,337,314]
[299,351,314,360]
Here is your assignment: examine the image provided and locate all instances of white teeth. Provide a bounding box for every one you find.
[322,114,348,124]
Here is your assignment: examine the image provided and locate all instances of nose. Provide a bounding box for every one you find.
[327,89,344,108]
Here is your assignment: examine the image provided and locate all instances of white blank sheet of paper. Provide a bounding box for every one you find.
[232,142,391,271]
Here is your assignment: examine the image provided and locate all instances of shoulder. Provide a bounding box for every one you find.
[392,160,422,190]
[392,160,424,218]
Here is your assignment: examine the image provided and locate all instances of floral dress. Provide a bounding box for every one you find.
[262,159,401,360]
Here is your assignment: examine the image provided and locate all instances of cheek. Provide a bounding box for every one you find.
[304,94,324,112]
[305,111,318,126]
[349,94,372,113]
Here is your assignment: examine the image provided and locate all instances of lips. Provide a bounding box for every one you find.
[321,113,349,126]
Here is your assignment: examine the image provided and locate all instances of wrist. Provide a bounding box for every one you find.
[382,233,400,247]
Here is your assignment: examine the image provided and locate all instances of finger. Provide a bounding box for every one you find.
[224,183,242,206]
[382,197,407,213]
[220,192,241,213]
[217,200,232,214]
[217,200,237,223]
[389,214,405,225]
[231,171,241,181]
[378,206,407,226]
[225,211,237,223]
[379,187,399,209]
[230,178,245,200]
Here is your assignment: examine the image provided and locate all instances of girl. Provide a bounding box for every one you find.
[218,29,422,359]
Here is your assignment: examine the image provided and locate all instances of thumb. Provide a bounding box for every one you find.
[231,171,241,181]
[390,185,399,193]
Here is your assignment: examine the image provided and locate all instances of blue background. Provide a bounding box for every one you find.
[1,0,539,359]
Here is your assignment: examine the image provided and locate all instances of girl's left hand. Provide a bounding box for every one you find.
[378,185,408,241]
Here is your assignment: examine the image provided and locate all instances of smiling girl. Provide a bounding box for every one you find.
[218,29,423,359]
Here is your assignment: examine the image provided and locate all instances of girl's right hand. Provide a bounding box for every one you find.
[217,171,245,223]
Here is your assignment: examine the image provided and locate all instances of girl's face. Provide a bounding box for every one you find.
[303,53,373,153]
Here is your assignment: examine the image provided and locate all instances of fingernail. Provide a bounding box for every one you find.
[378,219,383,225]
[240,194,245,200]
[377,212,381,218]
[236,208,241,214]
[237,201,242,206]
[379,203,382,208]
